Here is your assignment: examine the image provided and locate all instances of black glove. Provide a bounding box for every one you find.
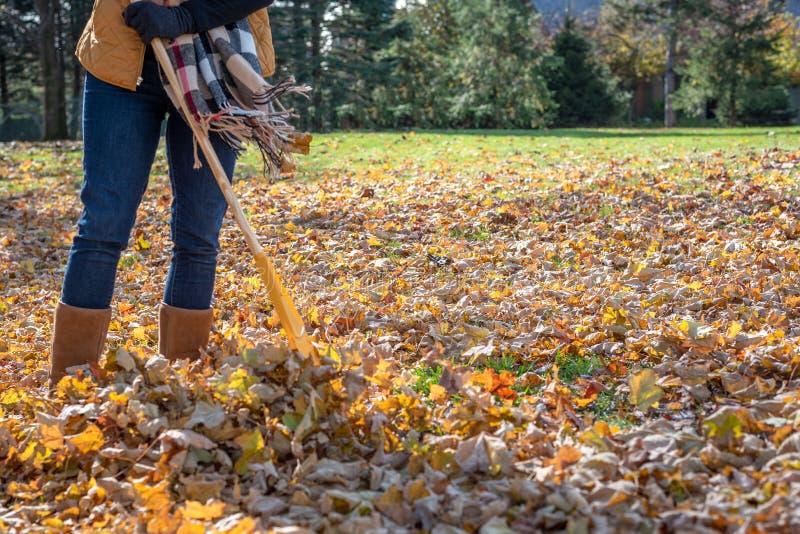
[123,3,196,44]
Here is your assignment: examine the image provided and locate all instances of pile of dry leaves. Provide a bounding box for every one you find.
[0,141,799,532]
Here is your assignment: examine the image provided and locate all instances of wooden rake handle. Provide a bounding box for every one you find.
[150,36,318,360]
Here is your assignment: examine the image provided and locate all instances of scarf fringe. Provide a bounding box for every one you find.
[190,77,311,176]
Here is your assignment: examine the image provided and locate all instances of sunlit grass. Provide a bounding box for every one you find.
[237,126,800,180]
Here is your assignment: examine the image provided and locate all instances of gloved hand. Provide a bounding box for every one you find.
[123,2,196,44]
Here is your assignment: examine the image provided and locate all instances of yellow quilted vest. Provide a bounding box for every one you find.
[76,0,276,91]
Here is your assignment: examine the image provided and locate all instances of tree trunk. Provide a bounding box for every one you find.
[71,0,88,100]
[729,77,737,125]
[309,0,324,131]
[0,53,7,121]
[290,0,307,130]
[70,0,94,138]
[663,0,678,128]
[34,0,68,140]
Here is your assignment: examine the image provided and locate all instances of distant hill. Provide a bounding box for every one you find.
[532,0,603,25]
[533,0,800,24]
[533,0,602,16]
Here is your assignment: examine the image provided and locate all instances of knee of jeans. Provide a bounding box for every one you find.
[172,225,222,255]
[72,235,127,255]
[172,240,220,261]
[76,212,136,248]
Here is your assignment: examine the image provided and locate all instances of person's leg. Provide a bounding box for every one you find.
[61,70,167,309]
[158,110,236,359]
[52,61,167,385]
[163,114,236,310]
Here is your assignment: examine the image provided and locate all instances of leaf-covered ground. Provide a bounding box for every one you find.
[1,129,799,532]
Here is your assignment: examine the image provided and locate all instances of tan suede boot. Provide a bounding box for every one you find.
[49,302,112,387]
[158,302,214,360]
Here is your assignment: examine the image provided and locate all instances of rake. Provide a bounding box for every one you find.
[150,36,319,361]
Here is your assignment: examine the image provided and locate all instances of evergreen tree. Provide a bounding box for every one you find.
[674,0,791,125]
[269,1,333,131]
[447,0,553,128]
[380,0,458,127]
[0,1,38,118]
[270,1,398,130]
[326,0,401,128]
[546,17,625,126]
[386,0,554,129]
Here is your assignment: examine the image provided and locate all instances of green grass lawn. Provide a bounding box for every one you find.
[2,127,798,196]
[238,126,800,180]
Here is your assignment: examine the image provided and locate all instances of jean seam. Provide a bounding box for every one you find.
[166,135,179,308]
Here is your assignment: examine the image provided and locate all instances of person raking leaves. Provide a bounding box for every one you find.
[49,0,309,387]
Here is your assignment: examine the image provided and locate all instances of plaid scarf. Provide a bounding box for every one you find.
[148,0,310,175]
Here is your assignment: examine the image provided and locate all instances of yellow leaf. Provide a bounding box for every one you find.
[147,507,181,534]
[244,275,261,290]
[406,479,430,501]
[579,421,613,450]
[704,407,743,441]
[0,389,20,405]
[180,500,226,521]
[223,517,258,534]
[233,429,265,475]
[109,391,129,404]
[176,522,206,534]
[132,325,153,342]
[68,423,105,455]
[726,322,743,339]
[181,476,226,502]
[768,329,786,342]
[607,491,631,506]
[136,235,150,250]
[308,307,320,326]
[17,441,37,463]
[134,479,173,512]
[629,369,663,411]
[367,237,382,246]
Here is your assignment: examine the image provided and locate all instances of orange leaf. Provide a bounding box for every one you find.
[545,445,583,471]
[429,383,447,403]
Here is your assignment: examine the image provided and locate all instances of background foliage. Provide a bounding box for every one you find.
[1,0,800,139]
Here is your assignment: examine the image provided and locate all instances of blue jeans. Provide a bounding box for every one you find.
[61,52,236,311]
